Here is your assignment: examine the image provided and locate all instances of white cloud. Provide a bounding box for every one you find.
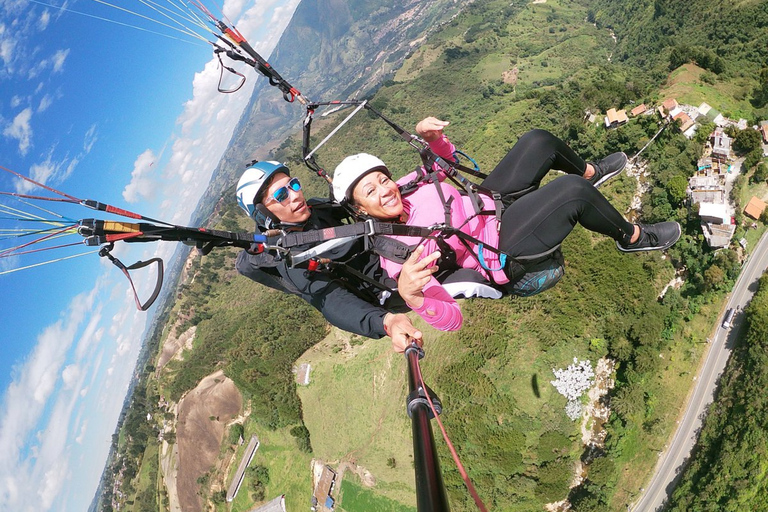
[0,262,152,511]
[10,95,22,108]
[51,49,69,73]
[39,10,51,30]
[13,122,95,193]
[83,124,97,153]
[3,107,32,156]
[122,149,158,203]
[28,48,70,79]
[74,420,88,444]
[0,288,96,508]
[17,153,58,193]
[61,365,81,389]
[0,25,17,72]
[223,0,248,20]
[37,94,53,112]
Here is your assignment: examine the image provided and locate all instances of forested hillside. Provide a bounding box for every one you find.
[667,273,768,510]
[103,0,768,510]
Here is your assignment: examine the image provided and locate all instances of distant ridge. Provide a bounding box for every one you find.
[191,0,471,227]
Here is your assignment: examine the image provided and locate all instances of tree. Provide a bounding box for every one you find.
[751,163,768,184]
[743,150,761,172]
[612,383,645,421]
[703,264,726,292]
[667,175,689,204]
[290,425,312,453]
[733,129,762,155]
[751,68,768,108]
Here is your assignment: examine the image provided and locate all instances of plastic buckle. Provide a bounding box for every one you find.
[364,218,376,237]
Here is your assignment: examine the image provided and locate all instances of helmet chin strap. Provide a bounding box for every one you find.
[254,203,307,232]
[254,203,281,231]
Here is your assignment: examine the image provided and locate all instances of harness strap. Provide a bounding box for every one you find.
[280,220,433,248]
[98,243,164,311]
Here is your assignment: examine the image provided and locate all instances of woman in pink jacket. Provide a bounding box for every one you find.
[332,117,681,331]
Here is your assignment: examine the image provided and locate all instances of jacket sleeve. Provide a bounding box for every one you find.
[408,277,463,331]
[236,249,390,339]
[428,134,457,162]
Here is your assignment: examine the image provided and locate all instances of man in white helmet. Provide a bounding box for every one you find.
[234,160,423,352]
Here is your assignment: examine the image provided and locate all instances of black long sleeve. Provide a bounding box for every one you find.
[235,249,389,339]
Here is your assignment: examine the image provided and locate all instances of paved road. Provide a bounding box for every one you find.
[632,230,768,512]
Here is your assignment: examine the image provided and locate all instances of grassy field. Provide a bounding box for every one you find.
[226,423,315,512]
[338,474,417,512]
[297,334,418,507]
[659,64,757,119]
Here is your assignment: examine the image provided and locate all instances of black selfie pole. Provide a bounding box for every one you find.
[405,343,450,512]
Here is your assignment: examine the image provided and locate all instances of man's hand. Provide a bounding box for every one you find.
[384,313,423,353]
[415,117,450,142]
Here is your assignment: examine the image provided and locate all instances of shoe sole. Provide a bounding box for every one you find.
[616,222,681,253]
[593,152,628,188]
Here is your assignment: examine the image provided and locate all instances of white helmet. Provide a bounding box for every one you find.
[332,153,389,203]
[236,161,289,218]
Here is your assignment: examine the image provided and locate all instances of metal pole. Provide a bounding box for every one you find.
[405,345,450,512]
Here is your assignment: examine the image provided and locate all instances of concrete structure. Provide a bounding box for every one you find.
[630,104,647,116]
[745,196,767,220]
[702,222,736,248]
[248,495,286,512]
[699,202,730,225]
[604,108,628,128]
[226,435,261,502]
[690,182,726,204]
[296,363,311,385]
[713,113,726,127]
[711,127,732,161]
[312,465,337,511]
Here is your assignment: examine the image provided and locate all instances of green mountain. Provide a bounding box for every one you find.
[191,0,471,226]
[102,0,768,511]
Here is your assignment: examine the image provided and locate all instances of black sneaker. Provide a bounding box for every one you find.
[617,222,681,253]
[587,152,628,188]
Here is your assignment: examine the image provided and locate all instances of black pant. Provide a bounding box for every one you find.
[481,129,634,258]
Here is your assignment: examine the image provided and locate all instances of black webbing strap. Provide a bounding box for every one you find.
[98,243,164,311]
[280,220,435,248]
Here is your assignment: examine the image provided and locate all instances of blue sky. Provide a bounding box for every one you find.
[0,0,300,510]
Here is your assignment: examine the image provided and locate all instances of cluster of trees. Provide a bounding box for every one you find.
[591,0,768,93]
[249,465,270,503]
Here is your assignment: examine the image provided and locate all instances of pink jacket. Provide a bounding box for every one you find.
[380,135,508,331]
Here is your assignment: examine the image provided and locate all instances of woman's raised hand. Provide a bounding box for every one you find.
[398,245,441,308]
[415,117,450,142]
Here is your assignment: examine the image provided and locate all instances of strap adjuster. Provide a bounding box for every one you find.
[364,218,376,237]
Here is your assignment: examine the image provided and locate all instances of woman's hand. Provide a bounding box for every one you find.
[398,245,441,308]
[415,117,450,143]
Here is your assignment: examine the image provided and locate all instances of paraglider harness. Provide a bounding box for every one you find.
[185,5,563,298]
[296,99,564,295]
